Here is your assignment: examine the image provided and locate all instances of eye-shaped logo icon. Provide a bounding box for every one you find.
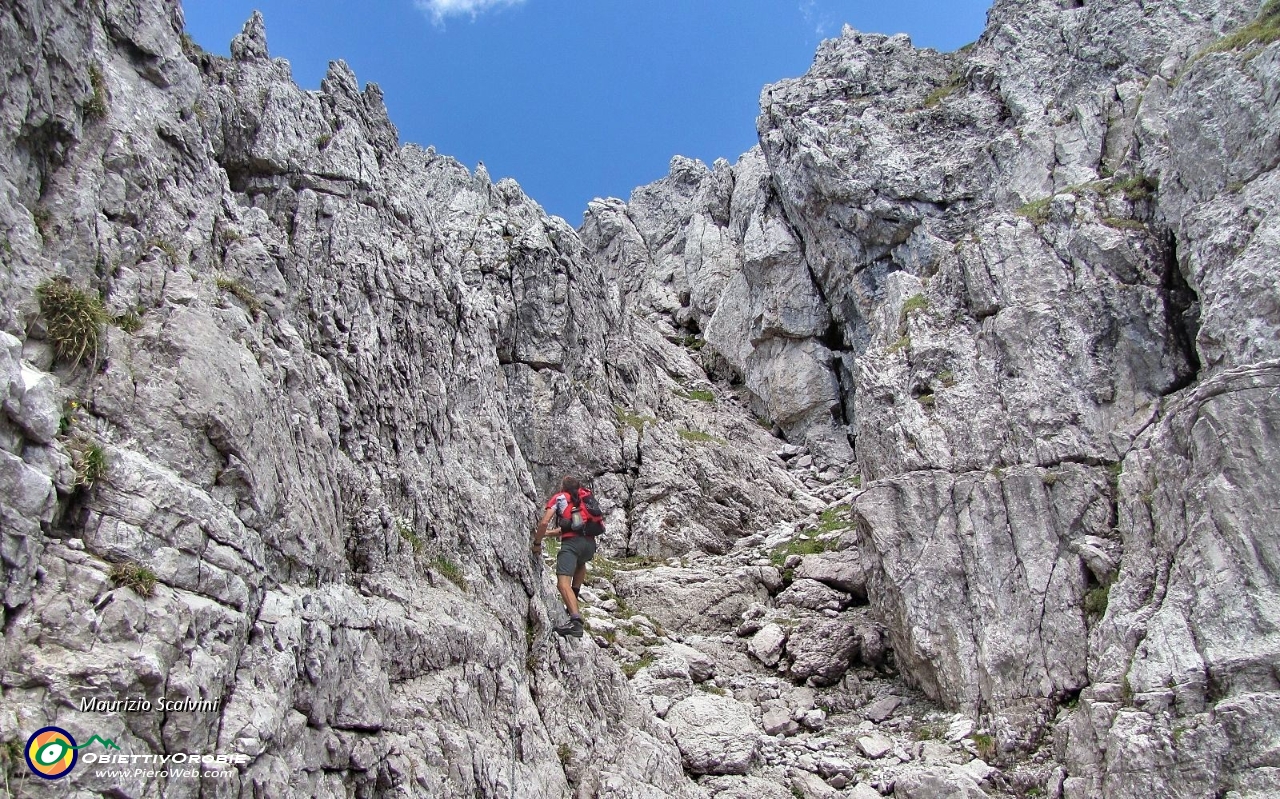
[25,726,78,780]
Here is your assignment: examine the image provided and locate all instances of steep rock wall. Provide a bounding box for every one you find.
[587,1,1280,797]
[0,2,808,797]
[1,0,1277,797]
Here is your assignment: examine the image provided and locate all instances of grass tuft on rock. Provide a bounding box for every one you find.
[675,387,715,403]
[970,732,997,761]
[431,557,467,590]
[621,654,654,678]
[113,308,144,333]
[614,406,656,435]
[1113,173,1159,203]
[900,293,929,324]
[85,64,109,120]
[37,278,109,366]
[1198,1,1280,59]
[1084,585,1110,618]
[215,276,263,318]
[397,519,424,553]
[110,561,157,597]
[71,440,109,487]
[1016,197,1052,225]
[923,72,964,108]
[677,428,727,445]
[769,534,837,568]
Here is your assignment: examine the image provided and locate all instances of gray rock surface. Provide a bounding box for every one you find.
[895,767,987,799]
[0,2,776,795]
[666,693,760,775]
[2,0,1278,797]
[748,623,787,667]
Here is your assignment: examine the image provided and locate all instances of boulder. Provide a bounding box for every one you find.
[856,733,894,760]
[862,695,902,723]
[776,578,849,612]
[761,705,799,737]
[666,693,760,775]
[795,551,867,598]
[785,615,860,685]
[894,768,986,799]
[748,623,787,667]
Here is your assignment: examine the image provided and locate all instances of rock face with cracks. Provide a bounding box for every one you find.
[2,0,1279,797]
[0,2,791,796]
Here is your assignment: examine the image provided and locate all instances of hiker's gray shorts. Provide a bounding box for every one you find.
[556,535,597,577]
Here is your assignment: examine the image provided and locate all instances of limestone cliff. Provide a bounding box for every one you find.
[1,0,1278,798]
[583,1,1279,797]
[0,2,800,796]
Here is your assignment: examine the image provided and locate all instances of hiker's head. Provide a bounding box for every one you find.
[561,476,581,494]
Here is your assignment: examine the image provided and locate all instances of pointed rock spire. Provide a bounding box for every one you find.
[230,11,268,61]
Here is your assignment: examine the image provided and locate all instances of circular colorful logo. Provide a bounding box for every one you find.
[25,726,78,780]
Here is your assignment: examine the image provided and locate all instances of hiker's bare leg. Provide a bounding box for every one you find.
[558,574,580,616]
[572,563,587,593]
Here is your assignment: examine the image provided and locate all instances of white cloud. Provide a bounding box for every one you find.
[415,0,525,25]
[798,0,831,38]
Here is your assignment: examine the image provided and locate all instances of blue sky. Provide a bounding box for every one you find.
[183,1,992,223]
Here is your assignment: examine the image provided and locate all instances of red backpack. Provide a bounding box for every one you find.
[559,488,606,537]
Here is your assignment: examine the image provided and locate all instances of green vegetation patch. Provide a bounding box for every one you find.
[113,308,144,334]
[85,64,108,120]
[886,334,911,354]
[1084,585,1110,619]
[923,72,964,108]
[900,293,929,324]
[769,534,837,569]
[592,554,661,581]
[672,333,705,351]
[621,654,654,678]
[180,31,205,59]
[215,276,263,318]
[72,440,109,487]
[1101,217,1147,231]
[397,519,424,553]
[970,732,997,761]
[1113,174,1159,203]
[37,277,109,366]
[677,428,726,445]
[913,723,945,741]
[675,387,716,403]
[1016,197,1052,225]
[2,736,24,768]
[815,504,852,534]
[1197,1,1280,59]
[110,561,157,597]
[614,406,656,434]
[431,557,467,590]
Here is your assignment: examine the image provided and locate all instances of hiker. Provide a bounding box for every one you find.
[531,476,605,638]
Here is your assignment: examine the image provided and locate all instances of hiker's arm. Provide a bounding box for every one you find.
[532,507,556,550]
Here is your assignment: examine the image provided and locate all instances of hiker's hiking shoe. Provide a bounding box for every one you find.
[554,617,584,639]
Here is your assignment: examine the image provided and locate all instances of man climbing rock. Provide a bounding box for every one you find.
[532,476,606,638]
